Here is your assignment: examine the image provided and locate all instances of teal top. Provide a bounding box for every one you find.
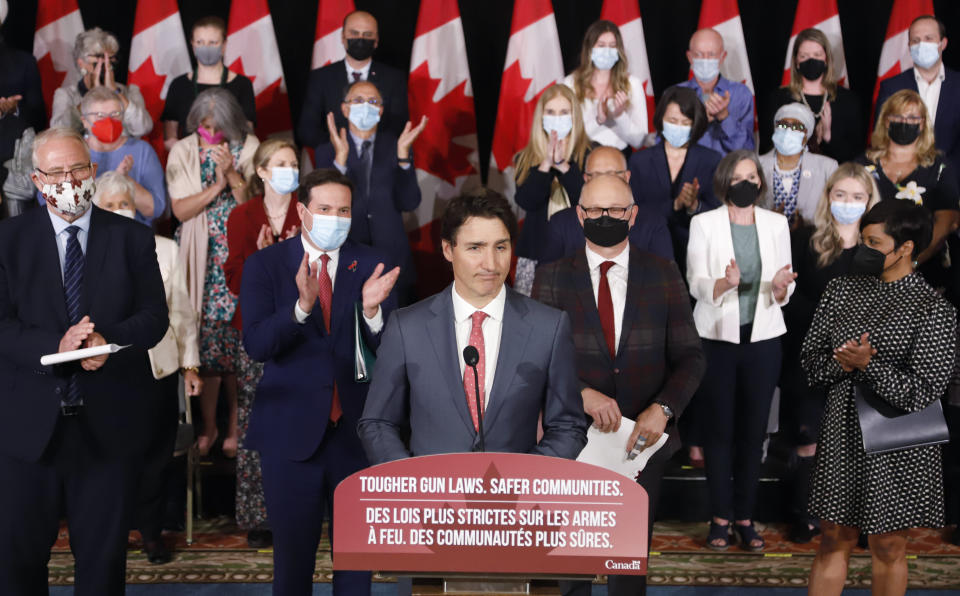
[731,222,761,326]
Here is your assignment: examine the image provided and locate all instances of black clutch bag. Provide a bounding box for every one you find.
[854,382,950,455]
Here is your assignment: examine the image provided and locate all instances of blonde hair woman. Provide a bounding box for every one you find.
[780,163,880,544]
[759,28,864,163]
[562,20,647,150]
[513,84,590,294]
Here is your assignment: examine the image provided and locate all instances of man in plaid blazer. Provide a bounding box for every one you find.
[532,175,705,596]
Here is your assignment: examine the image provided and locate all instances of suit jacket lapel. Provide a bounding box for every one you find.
[81,207,109,318]
[483,288,533,431]
[616,249,644,362]
[36,209,69,328]
[427,288,477,436]
[331,242,360,337]
[572,251,612,364]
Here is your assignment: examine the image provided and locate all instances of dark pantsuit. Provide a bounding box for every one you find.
[0,413,137,596]
[701,330,781,521]
[260,421,371,596]
[137,374,179,540]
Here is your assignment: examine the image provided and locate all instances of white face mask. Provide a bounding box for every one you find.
[542,114,573,139]
[40,177,96,216]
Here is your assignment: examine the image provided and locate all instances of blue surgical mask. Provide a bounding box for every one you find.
[267,166,299,195]
[306,214,351,251]
[591,46,619,70]
[348,103,380,131]
[661,121,691,148]
[830,201,866,225]
[772,127,806,156]
[692,58,720,82]
[910,42,940,69]
[542,114,573,139]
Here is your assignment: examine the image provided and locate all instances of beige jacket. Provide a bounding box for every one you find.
[148,236,200,379]
[166,132,259,313]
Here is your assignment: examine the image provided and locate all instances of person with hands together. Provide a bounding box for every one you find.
[686,150,795,552]
[533,174,704,596]
[802,199,956,596]
[314,80,423,305]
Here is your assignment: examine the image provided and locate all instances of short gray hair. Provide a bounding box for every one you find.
[80,86,124,116]
[72,27,120,65]
[92,171,136,206]
[185,88,250,144]
[32,127,90,170]
[713,149,768,206]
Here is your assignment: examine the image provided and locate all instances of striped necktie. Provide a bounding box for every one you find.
[63,225,84,407]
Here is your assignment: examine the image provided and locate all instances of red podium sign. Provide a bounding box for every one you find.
[333,453,648,576]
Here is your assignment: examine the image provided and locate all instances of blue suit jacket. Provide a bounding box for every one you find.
[538,205,674,266]
[241,237,397,461]
[0,206,168,462]
[876,67,960,178]
[358,285,588,464]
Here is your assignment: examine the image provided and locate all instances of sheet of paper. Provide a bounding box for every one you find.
[576,416,668,481]
[40,344,129,366]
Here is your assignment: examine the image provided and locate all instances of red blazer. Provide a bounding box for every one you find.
[225,194,300,329]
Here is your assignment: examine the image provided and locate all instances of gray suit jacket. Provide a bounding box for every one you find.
[358,285,588,464]
[759,149,838,225]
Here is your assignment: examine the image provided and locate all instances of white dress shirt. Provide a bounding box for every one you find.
[344,60,372,82]
[293,235,383,332]
[915,63,946,125]
[452,283,506,407]
[47,206,92,281]
[585,244,629,353]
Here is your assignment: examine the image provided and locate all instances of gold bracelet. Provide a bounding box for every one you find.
[181,366,200,374]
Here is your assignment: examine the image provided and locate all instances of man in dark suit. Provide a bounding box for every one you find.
[876,15,960,177]
[532,175,705,596]
[540,146,674,265]
[359,189,587,464]
[297,10,409,150]
[315,80,425,304]
[0,127,168,595]
[241,168,399,596]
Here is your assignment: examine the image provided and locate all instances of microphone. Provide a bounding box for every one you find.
[462,346,485,452]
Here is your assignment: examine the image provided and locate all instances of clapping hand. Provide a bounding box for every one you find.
[673,177,700,212]
[816,100,832,145]
[0,95,22,116]
[212,143,235,175]
[295,252,321,314]
[256,223,274,250]
[397,115,428,160]
[834,332,876,372]
[772,264,797,298]
[80,331,108,371]
[705,90,731,121]
[606,91,628,119]
[283,226,300,240]
[724,258,740,287]
[116,154,134,176]
[327,112,350,167]
[361,263,401,319]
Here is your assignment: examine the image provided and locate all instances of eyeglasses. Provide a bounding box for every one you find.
[343,97,382,106]
[775,122,806,132]
[584,170,627,179]
[890,115,924,124]
[35,164,93,183]
[580,205,631,219]
[83,110,123,121]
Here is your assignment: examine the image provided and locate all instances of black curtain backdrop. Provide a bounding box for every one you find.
[5,1,960,180]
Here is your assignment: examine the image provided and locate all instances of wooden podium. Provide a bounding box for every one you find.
[333,453,648,595]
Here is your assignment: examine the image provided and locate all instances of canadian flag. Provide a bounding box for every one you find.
[33,0,84,112]
[408,0,480,297]
[488,0,564,200]
[873,0,935,111]
[781,0,848,87]
[311,0,354,69]
[600,0,655,130]
[696,0,755,95]
[128,0,192,159]
[226,0,292,138]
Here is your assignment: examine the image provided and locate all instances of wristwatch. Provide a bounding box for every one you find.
[655,401,674,420]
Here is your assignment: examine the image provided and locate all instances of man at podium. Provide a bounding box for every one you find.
[359,189,587,463]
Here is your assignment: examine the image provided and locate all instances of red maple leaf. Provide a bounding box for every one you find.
[129,56,167,120]
[490,60,541,172]
[36,53,69,116]
[408,61,476,186]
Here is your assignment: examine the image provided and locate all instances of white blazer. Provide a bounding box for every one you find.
[758,149,838,224]
[686,205,795,344]
[562,73,648,150]
[148,236,200,379]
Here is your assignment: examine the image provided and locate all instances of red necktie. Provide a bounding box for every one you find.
[463,311,488,432]
[352,71,362,82]
[318,254,342,423]
[598,261,616,359]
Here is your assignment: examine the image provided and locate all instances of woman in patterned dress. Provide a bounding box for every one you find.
[803,199,957,595]
[167,88,259,457]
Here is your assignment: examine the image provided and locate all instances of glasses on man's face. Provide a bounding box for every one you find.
[891,114,924,124]
[580,205,631,219]
[775,122,806,132]
[584,170,626,180]
[83,110,123,121]
[343,97,382,106]
[35,164,93,184]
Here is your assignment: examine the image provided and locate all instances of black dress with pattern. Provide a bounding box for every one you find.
[801,272,956,533]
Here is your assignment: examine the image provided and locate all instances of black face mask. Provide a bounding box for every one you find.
[849,244,901,276]
[797,58,827,81]
[346,38,376,61]
[583,215,629,247]
[888,121,922,146]
[727,180,760,208]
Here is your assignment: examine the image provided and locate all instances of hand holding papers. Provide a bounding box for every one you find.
[576,416,668,481]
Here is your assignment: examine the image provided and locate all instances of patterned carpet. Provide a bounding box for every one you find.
[48,519,960,588]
